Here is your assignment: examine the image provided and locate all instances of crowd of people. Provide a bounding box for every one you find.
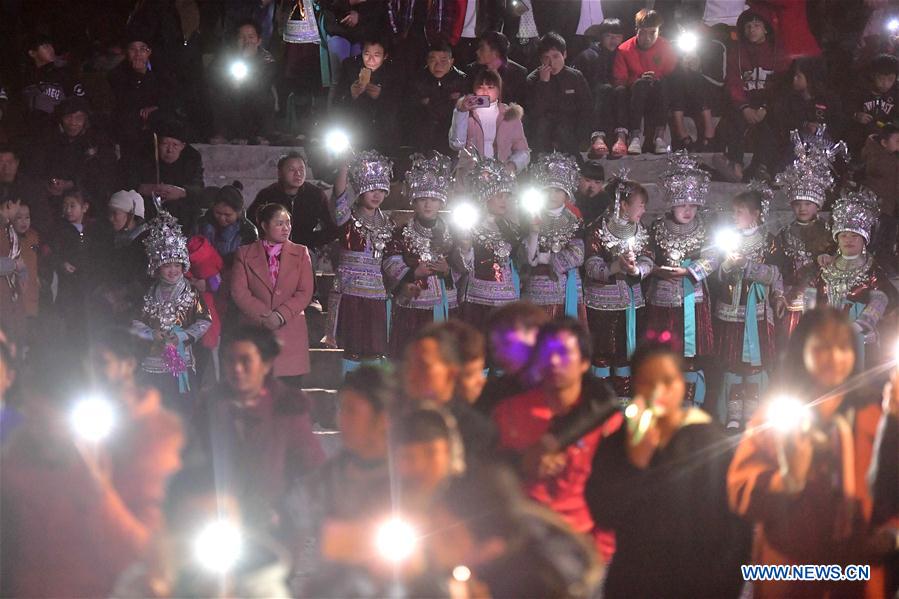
[1,0,899,598]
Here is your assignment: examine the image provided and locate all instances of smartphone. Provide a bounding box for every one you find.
[358,67,372,86]
[472,95,491,107]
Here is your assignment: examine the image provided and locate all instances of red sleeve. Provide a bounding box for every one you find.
[450,0,466,45]
[612,46,629,87]
[657,39,678,78]
[726,43,748,110]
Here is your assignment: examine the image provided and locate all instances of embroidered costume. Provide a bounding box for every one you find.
[383,153,461,355]
[645,153,718,405]
[520,152,585,320]
[584,171,652,389]
[806,188,895,365]
[326,151,396,371]
[458,155,522,331]
[131,210,211,409]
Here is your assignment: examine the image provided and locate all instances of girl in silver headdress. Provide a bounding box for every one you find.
[645,154,719,407]
[584,173,653,394]
[714,187,785,431]
[325,150,396,374]
[805,188,897,367]
[519,153,585,320]
[130,210,212,412]
[383,153,462,356]
[457,156,522,332]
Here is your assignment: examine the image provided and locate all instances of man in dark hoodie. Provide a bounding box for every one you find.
[715,9,786,182]
[846,54,899,155]
[407,40,469,154]
[20,34,86,138]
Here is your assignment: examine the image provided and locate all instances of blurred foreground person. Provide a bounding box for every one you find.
[728,308,899,598]
[427,466,603,598]
[395,408,460,512]
[494,319,619,559]
[0,343,183,597]
[0,334,21,444]
[587,342,751,598]
[113,466,291,598]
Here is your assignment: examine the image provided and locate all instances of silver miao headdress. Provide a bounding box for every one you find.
[659,151,710,208]
[405,152,453,203]
[144,209,190,275]
[348,150,393,196]
[529,152,579,198]
[746,179,774,223]
[464,150,515,202]
[611,167,638,222]
[830,186,880,243]
[775,128,847,207]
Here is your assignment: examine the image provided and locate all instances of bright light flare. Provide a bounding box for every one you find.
[453,565,472,582]
[229,61,248,81]
[715,228,741,255]
[194,520,243,573]
[375,518,418,563]
[324,128,351,155]
[766,395,811,434]
[520,187,546,215]
[887,18,899,33]
[70,396,116,442]
[677,31,699,53]
[452,202,480,230]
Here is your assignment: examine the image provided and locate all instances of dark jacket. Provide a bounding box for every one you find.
[332,56,403,153]
[322,0,387,41]
[131,143,207,230]
[448,398,498,464]
[526,65,592,136]
[575,189,611,227]
[248,182,338,250]
[28,126,117,205]
[49,219,106,310]
[847,82,898,128]
[465,59,529,106]
[571,43,617,89]
[107,62,177,145]
[21,63,85,132]
[407,65,469,153]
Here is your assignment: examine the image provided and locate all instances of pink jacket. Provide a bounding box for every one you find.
[449,102,530,172]
[231,240,314,376]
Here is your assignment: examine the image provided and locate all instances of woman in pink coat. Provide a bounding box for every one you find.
[449,68,530,173]
[231,203,314,381]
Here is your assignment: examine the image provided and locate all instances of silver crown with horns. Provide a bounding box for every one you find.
[463,148,516,202]
[404,152,454,203]
[830,186,880,243]
[775,127,847,208]
[529,152,579,198]
[144,209,190,275]
[659,151,711,208]
[348,150,394,196]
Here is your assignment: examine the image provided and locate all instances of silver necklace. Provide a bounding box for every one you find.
[652,216,704,265]
[352,207,394,258]
[821,255,871,306]
[538,210,581,253]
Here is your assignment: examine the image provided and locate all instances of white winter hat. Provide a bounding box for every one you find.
[109,190,145,219]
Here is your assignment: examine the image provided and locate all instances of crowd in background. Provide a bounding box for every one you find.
[0,0,898,598]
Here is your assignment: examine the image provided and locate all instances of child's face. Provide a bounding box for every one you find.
[12,205,30,235]
[237,24,261,55]
[62,196,88,224]
[158,262,184,285]
[487,192,509,217]
[547,188,567,210]
[672,204,698,224]
[108,207,132,232]
[873,72,896,94]
[744,19,766,44]
[601,33,623,52]
[837,231,865,257]
[30,43,56,66]
[881,132,899,153]
[0,199,21,224]
[622,195,646,223]
[363,43,386,71]
[359,189,386,211]
[791,200,819,222]
[413,196,442,221]
[792,71,808,92]
[732,202,760,229]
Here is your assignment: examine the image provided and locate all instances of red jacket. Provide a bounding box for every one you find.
[187,235,223,349]
[749,0,820,60]
[726,38,786,111]
[494,388,622,541]
[612,36,677,87]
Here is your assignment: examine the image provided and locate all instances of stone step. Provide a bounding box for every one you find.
[312,426,342,459]
[306,388,339,430]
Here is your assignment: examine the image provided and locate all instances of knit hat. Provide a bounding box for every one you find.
[144,210,190,275]
[404,152,453,203]
[348,150,393,196]
[830,186,880,243]
[530,152,580,199]
[109,189,145,219]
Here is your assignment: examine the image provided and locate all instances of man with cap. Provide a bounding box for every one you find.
[573,159,610,225]
[27,97,116,213]
[128,120,207,232]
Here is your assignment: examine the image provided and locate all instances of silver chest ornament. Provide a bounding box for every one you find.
[404,220,451,263]
[539,210,581,254]
[598,218,649,257]
[143,285,197,332]
[474,223,514,264]
[652,218,705,267]
[353,210,394,259]
[821,256,871,307]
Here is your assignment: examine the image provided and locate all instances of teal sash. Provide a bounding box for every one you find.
[684,369,706,406]
[564,268,579,318]
[681,260,697,358]
[844,300,866,366]
[171,326,190,393]
[511,260,521,297]
[625,285,637,358]
[591,366,611,378]
[742,282,766,367]
[433,279,450,322]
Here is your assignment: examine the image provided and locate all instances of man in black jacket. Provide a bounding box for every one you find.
[526,33,592,154]
[407,41,469,154]
[247,151,338,252]
[465,32,528,106]
[573,19,626,155]
[21,34,86,138]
